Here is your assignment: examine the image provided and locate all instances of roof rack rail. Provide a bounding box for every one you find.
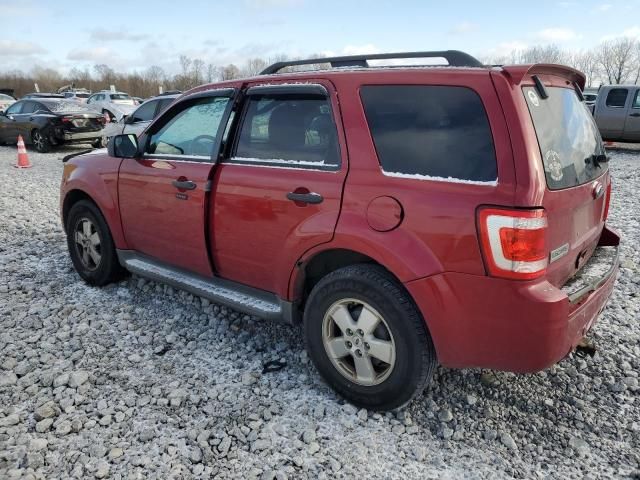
[260,50,483,75]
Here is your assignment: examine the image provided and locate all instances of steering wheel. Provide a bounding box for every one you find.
[190,135,216,156]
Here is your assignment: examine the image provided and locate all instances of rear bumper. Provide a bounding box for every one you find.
[61,130,102,142]
[406,225,621,373]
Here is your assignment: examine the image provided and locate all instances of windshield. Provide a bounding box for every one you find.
[523,86,607,190]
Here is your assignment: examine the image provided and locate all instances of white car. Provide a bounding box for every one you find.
[0,93,16,113]
[101,94,179,146]
[86,91,137,123]
[62,90,91,103]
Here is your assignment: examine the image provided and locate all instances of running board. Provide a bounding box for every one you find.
[117,251,295,324]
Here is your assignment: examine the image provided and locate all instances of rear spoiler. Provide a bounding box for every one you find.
[500,64,586,91]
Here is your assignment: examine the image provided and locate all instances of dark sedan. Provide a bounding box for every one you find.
[0,99,106,152]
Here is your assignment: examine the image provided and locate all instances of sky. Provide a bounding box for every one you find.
[1,0,640,75]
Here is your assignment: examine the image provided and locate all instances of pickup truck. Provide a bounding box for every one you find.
[591,85,640,142]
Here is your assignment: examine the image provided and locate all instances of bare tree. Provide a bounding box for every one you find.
[571,50,600,87]
[521,45,569,65]
[206,63,220,83]
[220,64,241,81]
[242,58,268,77]
[192,58,205,85]
[596,38,638,84]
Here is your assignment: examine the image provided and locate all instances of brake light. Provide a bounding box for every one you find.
[478,208,548,280]
[603,181,612,221]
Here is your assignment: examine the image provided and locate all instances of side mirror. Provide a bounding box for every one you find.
[108,134,139,158]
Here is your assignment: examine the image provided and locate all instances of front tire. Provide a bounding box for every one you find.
[66,200,124,286]
[304,264,437,410]
[32,129,51,153]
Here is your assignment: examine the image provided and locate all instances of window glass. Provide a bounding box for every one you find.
[633,90,640,109]
[130,101,157,122]
[21,101,38,114]
[156,98,174,117]
[147,96,230,158]
[360,85,497,182]
[235,94,339,166]
[523,86,606,190]
[605,88,628,107]
[0,94,14,101]
[110,94,131,100]
[5,102,23,114]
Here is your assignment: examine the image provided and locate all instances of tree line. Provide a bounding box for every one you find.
[1,37,639,99]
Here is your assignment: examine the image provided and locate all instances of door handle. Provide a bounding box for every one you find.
[286,192,323,204]
[172,180,197,190]
[630,113,640,117]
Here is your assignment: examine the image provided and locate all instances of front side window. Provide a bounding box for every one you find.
[130,101,157,122]
[21,101,38,114]
[147,96,230,158]
[234,94,340,167]
[606,88,628,107]
[360,85,497,183]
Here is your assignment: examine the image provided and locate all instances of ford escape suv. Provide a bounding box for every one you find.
[60,51,620,410]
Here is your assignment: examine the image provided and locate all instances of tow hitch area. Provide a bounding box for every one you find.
[575,338,597,358]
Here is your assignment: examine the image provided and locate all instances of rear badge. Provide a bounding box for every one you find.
[545,150,564,181]
[550,243,570,263]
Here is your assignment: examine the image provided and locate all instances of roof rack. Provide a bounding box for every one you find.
[260,50,483,75]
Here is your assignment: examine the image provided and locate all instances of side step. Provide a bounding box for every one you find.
[117,251,295,324]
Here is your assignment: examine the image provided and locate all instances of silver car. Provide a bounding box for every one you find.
[101,94,179,146]
[86,91,137,123]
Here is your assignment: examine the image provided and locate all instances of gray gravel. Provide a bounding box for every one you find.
[0,144,638,479]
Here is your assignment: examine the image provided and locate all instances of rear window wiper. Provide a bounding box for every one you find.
[584,153,609,169]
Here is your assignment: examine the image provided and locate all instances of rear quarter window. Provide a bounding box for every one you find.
[605,88,628,107]
[360,85,497,184]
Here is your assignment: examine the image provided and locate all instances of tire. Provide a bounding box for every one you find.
[304,264,437,411]
[32,129,51,153]
[65,200,124,286]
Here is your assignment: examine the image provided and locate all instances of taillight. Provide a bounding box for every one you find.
[603,181,612,221]
[477,208,548,280]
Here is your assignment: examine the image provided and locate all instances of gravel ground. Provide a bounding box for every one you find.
[0,144,638,480]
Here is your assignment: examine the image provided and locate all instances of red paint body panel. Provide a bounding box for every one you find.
[406,226,619,372]
[60,152,126,248]
[118,158,214,277]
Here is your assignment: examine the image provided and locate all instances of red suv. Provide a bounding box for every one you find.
[60,51,620,410]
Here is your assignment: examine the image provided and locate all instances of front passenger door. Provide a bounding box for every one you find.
[118,90,235,276]
[0,101,23,142]
[623,88,640,142]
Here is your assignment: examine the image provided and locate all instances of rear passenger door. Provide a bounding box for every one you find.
[210,82,347,297]
[622,88,640,142]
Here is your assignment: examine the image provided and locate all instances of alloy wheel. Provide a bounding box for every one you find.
[321,298,396,386]
[73,217,102,271]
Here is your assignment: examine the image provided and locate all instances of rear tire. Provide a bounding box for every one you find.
[32,129,51,153]
[304,264,437,411]
[66,200,124,286]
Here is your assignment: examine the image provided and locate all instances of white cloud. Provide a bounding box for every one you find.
[600,26,640,41]
[487,41,528,58]
[449,21,477,34]
[89,28,149,43]
[67,47,122,67]
[0,40,47,57]
[595,3,612,12]
[536,27,580,42]
[245,0,303,7]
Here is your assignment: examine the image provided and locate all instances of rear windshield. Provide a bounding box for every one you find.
[110,94,131,100]
[75,93,90,98]
[523,86,606,190]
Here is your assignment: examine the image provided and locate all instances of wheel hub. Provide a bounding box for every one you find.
[322,298,396,387]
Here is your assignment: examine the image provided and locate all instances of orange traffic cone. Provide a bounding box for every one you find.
[14,135,31,169]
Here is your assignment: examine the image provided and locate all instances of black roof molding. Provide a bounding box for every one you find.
[260,50,483,75]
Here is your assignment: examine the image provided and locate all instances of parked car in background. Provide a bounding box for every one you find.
[592,85,640,142]
[0,98,105,152]
[101,93,179,146]
[583,88,598,108]
[86,91,137,122]
[0,93,16,113]
[60,51,619,410]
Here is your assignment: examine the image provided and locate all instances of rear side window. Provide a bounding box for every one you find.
[633,90,640,109]
[605,88,628,107]
[234,94,340,167]
[360,85,497,183]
